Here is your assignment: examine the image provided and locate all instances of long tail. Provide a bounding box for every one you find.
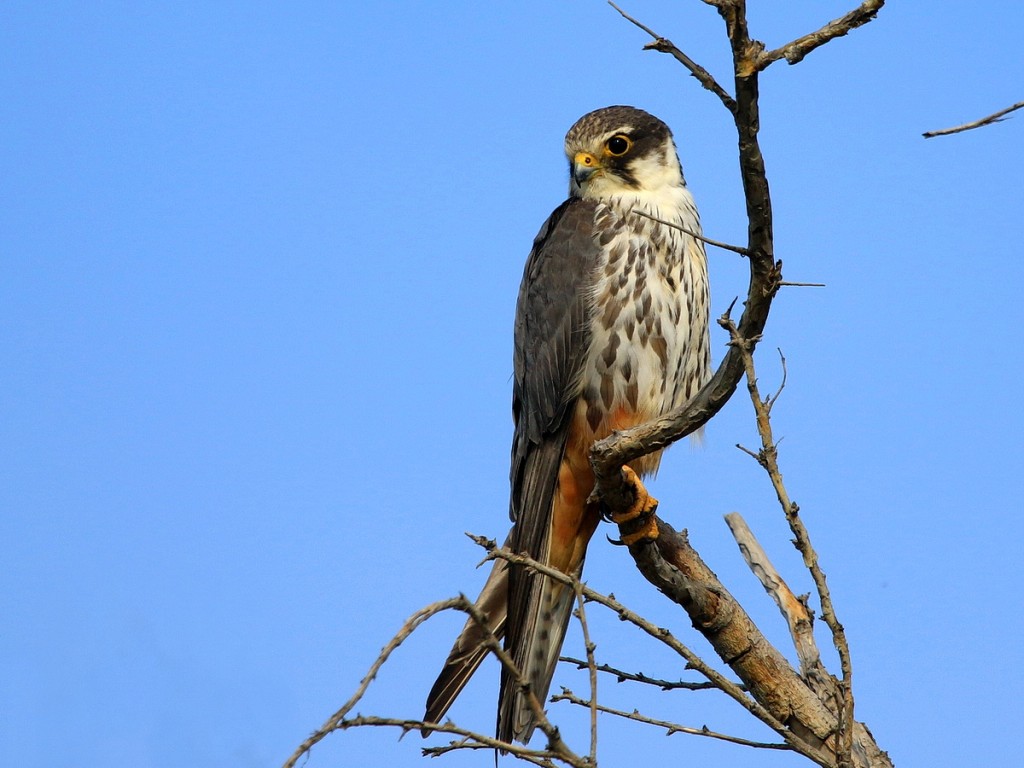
[422,555,508,732]
[497,569,577,744]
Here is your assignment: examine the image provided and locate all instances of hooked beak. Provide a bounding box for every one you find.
[572,151,602,186]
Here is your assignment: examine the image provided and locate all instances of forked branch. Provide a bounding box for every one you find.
[608,1,737,113]
[284,596,587,768]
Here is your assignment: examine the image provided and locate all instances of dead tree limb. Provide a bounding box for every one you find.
[724,511,822,678]
[756,1,886,69]
[588,3,892,767]
[922,100,1024,138]
[284,596,589,768]
[552,688,790,751]
[558,656,721,691]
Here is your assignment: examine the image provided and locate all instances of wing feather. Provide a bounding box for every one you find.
[502,197,602,740]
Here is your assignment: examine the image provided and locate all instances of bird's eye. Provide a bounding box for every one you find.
[606,135,632,156]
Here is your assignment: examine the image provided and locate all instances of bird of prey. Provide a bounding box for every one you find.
[424,105,711,744]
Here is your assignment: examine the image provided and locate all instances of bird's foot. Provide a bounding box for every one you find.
[609,466,660,545]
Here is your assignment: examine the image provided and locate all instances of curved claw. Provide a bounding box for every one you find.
[610,466,660,545]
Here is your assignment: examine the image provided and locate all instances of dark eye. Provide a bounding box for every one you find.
[606,135,632,156]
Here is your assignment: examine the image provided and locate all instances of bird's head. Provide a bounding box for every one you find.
[564,105,684,200]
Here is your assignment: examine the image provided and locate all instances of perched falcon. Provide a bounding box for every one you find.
[424,105,711,744]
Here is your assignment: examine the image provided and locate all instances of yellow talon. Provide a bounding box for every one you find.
[610,466,660,544]
[609,466,658,523]
[620,516,660,545]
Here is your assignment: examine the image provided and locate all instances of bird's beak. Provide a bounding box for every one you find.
[572,151,602,186]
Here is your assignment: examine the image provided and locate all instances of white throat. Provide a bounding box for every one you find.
[573,137,686,208]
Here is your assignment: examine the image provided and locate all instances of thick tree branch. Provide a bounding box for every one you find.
[614,516,837,767]
[725,511,822,677]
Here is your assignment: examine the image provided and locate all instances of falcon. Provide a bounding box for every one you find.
[424,105,711,744]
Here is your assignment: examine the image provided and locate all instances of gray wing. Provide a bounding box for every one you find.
[501,197,602,740]
[421,198,601,739]
[509,197,601,534]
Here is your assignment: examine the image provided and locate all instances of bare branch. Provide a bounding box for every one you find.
[559,656,721,691]
[766,347,788,412]
[571,583,599,764]
[299,2,895,765]
[724,511,822,675]
[608,1,738,114]
[453,598,579,762]
[604,515,838,767]
[923,100,1024,138]
[627,208,750,255]
[470,537,791,736]
[343,717,570,768]
[757,1,886,69]
[284,598,466,768]
[722,316,858,767]
[552,688,792,751]
[285,594,586,768]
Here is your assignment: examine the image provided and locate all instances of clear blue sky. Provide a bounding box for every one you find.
[3,2,1022,767]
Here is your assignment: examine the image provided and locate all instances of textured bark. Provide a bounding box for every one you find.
[622,517,892,768]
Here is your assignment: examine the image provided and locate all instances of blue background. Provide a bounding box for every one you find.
[3,2,1022,766]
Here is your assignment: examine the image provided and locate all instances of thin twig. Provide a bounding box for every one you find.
[284,598,465,768]
[340,717,569,768]
[923,100,1024,138]
[559,656,721,691]
[757,0,886,69]
[778,281,826,287]
[458,599,578,762]
[608,1,737,114]
[628,208,750,255]
[571,583,599,764]
[766,348,787,412]
[552,689,791,751]
[284,595,586,768]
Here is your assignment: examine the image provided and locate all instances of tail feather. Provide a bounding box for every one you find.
[498,573,576,743]
[422,557,508,733]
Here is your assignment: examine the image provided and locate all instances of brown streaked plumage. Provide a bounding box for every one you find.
[424,106,711,744]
